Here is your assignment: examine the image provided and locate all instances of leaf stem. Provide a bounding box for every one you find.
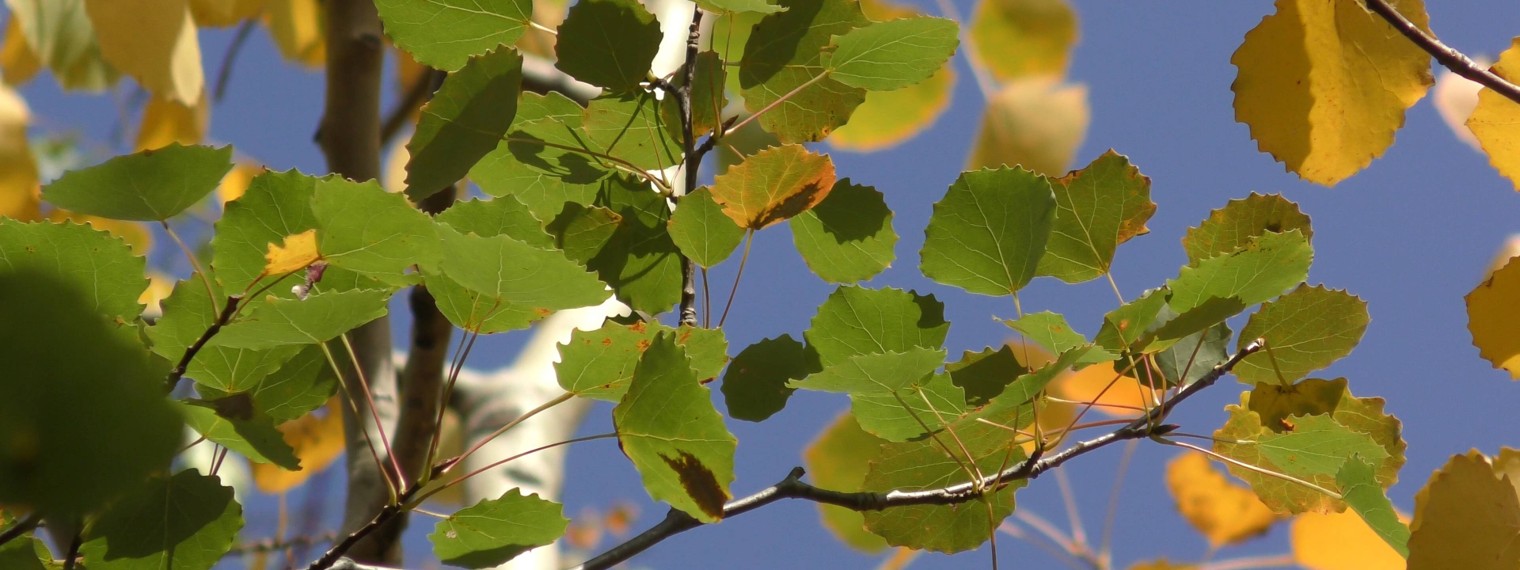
[716,230,754,328]
[723,71,831,136]
[445,391,578,473]
[161,220,218,313]
[410,432,616,507]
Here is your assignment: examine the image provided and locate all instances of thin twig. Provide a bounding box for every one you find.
[165,295,242,392]
[1363,0,1520,105]
[213,20,259,103]
[229,532,340,555]
[573,341,1265,570]
[676,8,705,327]
[0,514,39,548]
[379,68,443,147]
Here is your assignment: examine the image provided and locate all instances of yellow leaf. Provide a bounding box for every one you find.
[382,135,410,194]
[84,0,204,104]
[139,270,176,318]
[1291,508,1404,570]
[0,82,39,221]
[831,65,953,152]
[709,144,836,229]
[6,0,121,91]
[264,0,325,67]
[968,0,1076,81]
[136,89,209,151]
[217,161,262,205]
[1231,0,1432,186]
[1466,40,1520,190]
[517,0,568,59]
[251,398,344,494]
[1049,359,1156,418]
[264,229,320,275]
[966,78,1088,176]
[1408,450,1520,570]
[1166,451,1278,547]
[1,18,41,85]
[189,0,267,26]
[1467,256,1520,379]
[1433,67,1484,152]
[47,210,154,254]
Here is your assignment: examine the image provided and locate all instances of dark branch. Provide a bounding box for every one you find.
[0,514,38,548]
[227,532,339,555]
[1363,0,1520,105]
[573,341,1264,570]
[212,19,258,104]
[165,295,242,392]
[676,8,706,327]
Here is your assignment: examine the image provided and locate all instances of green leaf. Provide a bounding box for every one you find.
[429,489,570,568]
[710,144,836,229]
[0,219,146,320]
[1338,456,1409,557]
[663,51,728,134]
[722,335,814,422]
[1256,415,1388,480]
[920,167,1056,296]
[435,197,554,248]
[406,48,524,201]
[1213,405,1385,514]
[1244,378,1405,486]
[790,179,896,283]
[554,0,662,91]
[1036,150,1156,283]
[1094,288,1169,353]
[669,188,746,268]
[0,536,47,570]
[557,322,728,401]
[0,269,182,515]
[147,271,311,396]
[805,286,950,367]
[613,333,737,522]
[968,0,1076,81]
[41,143,232,221]
[312,177,439,284]
[825,17,958,91]
[698,0,785,14]
[375,0,531,71]
[1141,322,1231,387]
[586,175,683,314]
[547,203,622,263]
[581,93,683,171]
[211,289,391,349]
[946,345,1028,406]
[1004,311,1088,355]
[792,348,955,441]
[1234,285,1368,385]
[739,0,869,142]
[199,344,338,423]
[428,227,609,333]
[804,412,890,552]
[1183,193,1312,266]
[79,470,242,570]
[180,401,300,469]
[211,169,320,293]
[471,93,608,220]
[1166,229,1312,314]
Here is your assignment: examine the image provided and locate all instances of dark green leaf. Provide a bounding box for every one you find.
[669,187,746,268]
[698,0,784,14]
[558,322,727,401]
[1183,192,1311,266]
[472,93,608,220]
[739,0,868,142]
[586,175,683,314]
[722,335,813,422]
[555,0,662,91]
[41,143,232,221]
[435,196,554,248]
[547,203,622,264]
[0,536,47,570]
[211,289,391,349]
[199,344,338,423]
[375,0,531,71]
[1141,322,1231,387]
[0,219,146,320]
[147,272,306,394]
[946,345,1028,406]
[825,17,959,91]
[1234,285,1368,385]
[805,286,949,367]
[921,167,1056,296]
[663,51,728,134]
[181,402,301,469]
[1095,288,1168,352]
[1036,150,1155,283]
[429,489,569,568]
[406,48,524,201]
[790,179,896,283]
[79,470,242,570]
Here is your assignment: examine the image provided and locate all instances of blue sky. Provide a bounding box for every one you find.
[13,1,1520,568]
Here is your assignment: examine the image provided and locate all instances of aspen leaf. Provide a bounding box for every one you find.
[1235,285,1368,385]
[557,322,728,402]
[251,399,345,494]
[722,335,813,422]
[210,289,391,349]
[1467,40,1520,191]
[215,161,261,205]
[84,0,203,104]
[45,210,153,255]
[263,0,325,67]
[920,166,1055,296]
[0,18,41,85]
[1165,451,1277,548]
[581,93,683,171]
[79,470,243,570]
[1231,0,1432,186]
[789,179,896,283]
[429,489,570,568]
[1049,359,1155,419]
[1292,507,1405,570]
[739,0,869,142]
[0,84,40,220]
[668,187,745,269]
[945,345,1026,406]
[790,348,957,441]
[1127,562,1197,570]
[376,0,531,72]
[0,219,146,320]
[1182,193,1312,266]
[189,0,266,26]
[263,229,320,275]
[709,144,836,229]
[1407,450,1520,570]
[1213,405,1389,514]
[1468,256,1520,379]
[805,286,949,367]
[6,0,120,90]
[181,401,301,469]
[1036,150,1155,283]
[1166,230,1312,314]
[1307,456,1410,562]
[135,90,209,151]
[555,0,662,91]
[42,143,234,221]
[698,0,784,14]
[968,0,1076,81]
[1005,312,1087,356]
[823,17,959,92]
[803,412,890,552]
[829,64,953,152]
[405,48,523,201]
[966,78,1088,176]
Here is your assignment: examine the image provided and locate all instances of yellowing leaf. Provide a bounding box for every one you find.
[264,0,325,67]
[136,89,209,151]
[1408,450,1520,570]
[216,161,261,205]
[1166,451,1277,548]
[1467,40,1520,190]
[966,77,1088,176]
[1049,359,1155,418]
[1,18,42,85]
[0,83,39,220]
[968,0,1076,81]
[6,0,121,91]
[139,270,175,318]
[1468,256,1520,379]
[1231,0,1432,186]
[46,210,154,254]
[251,398,344,494]
[830,65,953,152]
[189,0,267,26]
[709,144,836,229]
[84,0,204,104]
[1292,508,1405,570]
[264,229,320,275]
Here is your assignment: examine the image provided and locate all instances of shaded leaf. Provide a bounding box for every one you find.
[699,0,785,14]
[406,48,523,201]
[1142,321,1231,387]
[1468,256,1520,378]
[375,0,530,71]
[1166,451,1277,547]
[547,203,621,263]
[211,289,391,349]
[585,175,683,314]
[920,166,1055,296]
[79,470,242,570]
[663,51,727,134]
[803,411,890,552]
[181,402,300,469]
[722,335,813,422]
[946,345,1027,406]
[555,0,661,91]
[582,93,683,171]
[1183,193,1311,266]
[0,219,146,320]
[710,144,836,229]
[966,78,1088,176]
[1037,150,1155,283]
[42,143,232,221]
[824,17,958,91]
[1407,451,1520,570]
[251,398,344,493]
[1235,285,1368,385]
[968,0,1076,81]
[669,187,745,268]
[790,179,896,283]
[739,0,869,142]
[805,285,949,367]
[430,489,570,568]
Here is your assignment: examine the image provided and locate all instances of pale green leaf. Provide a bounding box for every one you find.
[1234,285,1368,385]
[669,187,745,268]
[375,0,530,71]
[42,143,231,221]
[429,489,569,568]
[825,17,958,91]
[0,219,145,320]
[1036,150,1155,283]
[805,285,949,367]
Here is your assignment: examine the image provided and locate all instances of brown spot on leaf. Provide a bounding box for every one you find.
[630,321,647,334]
[659,451,728,520]
[635,339,651,351]
[534,307,552,318]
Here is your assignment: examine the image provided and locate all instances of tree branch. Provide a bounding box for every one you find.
[164,295,241,392]
[675,8,704,327]
[0,514,38,548]
[1362,0,1520,105]
[573,341,1264,570]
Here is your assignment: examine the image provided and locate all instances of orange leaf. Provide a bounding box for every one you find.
[709,144,835,229]
[1292,508,1404,570]
[251,398,344,494]
[1,18,41,86]
[264,229,320,275]
[1166,451,1278,548]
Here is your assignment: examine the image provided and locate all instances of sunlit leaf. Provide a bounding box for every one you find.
[698,0,784,14]
[5,0,120,90]
[0,18,42,86]
[710,144,835,230]
[135,90,208,151]
[212,169,320,293]
[264,229,321,275]
[1316,456,1409,562]
[1004,311,1087,356]
[1407,450,1520,570]
[669,187,745,268]
[83,0,201,103]
[791,348,953,441]
[824,17,958,92]
[1182,193,1311,266]
[739,0,868,142]
[968,0,1076,81]
[558,322,728,401]
[375,0,530,71]
[805,285,949,367]
[406,48,523,201]
[0,219,145,320]
[613,333,737,522]
[722,335,813,422]
[804,411,890,552]
[1466,41,1520,189]
[920,166,1055,296]
[1166,230,1312,314]
[1036,150,1154,283]
[555,0,661,91]
[311,177,439,283]
[966,78,1088,176]
[435,196,554,249]
[1245,378,1405,489]
[1213,406,1387,514]
[829,64,953,152]
[790,179,896,283]
[430,489,570,568]
[1231,0,1432,185]
[1166,451,1276,547]
[79,470,242,570]
[181,401,301,469]
[1469,251,1520,379]
[263,0,325,67]
[428,227,609,333]
[189,0,266,26]
[210,289,391,349]
[42,143,233,221]
[0,84,38,220]
[1235,285,1368,385]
